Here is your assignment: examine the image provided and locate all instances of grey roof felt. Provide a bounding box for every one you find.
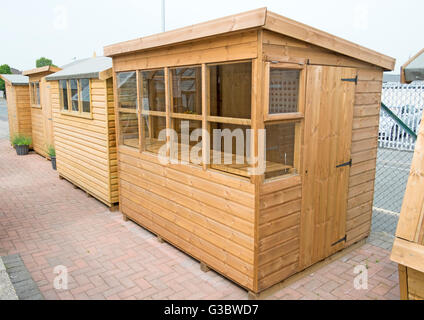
[45,56,112,81]
[0,74,29,85]
[405,51,424,83]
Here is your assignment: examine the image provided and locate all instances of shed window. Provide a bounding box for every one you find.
[269,69,300,114]
[171,119,202,165]
[170,67,202,115]
[80,79,90,113]
[59,80,68,110]
[59,79,91,115]
[117,72,139,148]
[140,69,166,154]
[70,79,79,111]
[31,82,40,106]
[264,122,299,180]
[208,62,252,177]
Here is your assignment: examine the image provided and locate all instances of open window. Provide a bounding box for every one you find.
[117,71,138,148]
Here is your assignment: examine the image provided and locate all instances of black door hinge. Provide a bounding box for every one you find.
[341,75,358,84]
[336,159,352,168]
[332,235,347,246]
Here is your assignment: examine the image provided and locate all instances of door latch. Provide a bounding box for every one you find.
[336,159,352,169]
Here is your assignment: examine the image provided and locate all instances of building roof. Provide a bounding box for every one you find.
[104,7,395,71]
[401,48,424,83]
[45,57,113,81]
[0,74,29,86]
[22,65,62,76]
[383,74,401,83]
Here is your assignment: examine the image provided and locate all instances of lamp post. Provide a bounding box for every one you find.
[161,0,165,32]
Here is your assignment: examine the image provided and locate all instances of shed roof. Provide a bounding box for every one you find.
[401,48,424,83]
[0,74,29,86]
[104,7,395,71]
[45,57,113,81]
[23,65,62,76]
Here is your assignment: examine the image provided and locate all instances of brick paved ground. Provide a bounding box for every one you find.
[0,139,400,300]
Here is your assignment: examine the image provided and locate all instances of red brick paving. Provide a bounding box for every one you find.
[0,139,400,300]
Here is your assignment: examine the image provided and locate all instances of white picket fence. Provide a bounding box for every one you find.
[379,81,424,151]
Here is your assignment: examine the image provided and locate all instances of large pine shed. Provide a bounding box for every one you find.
[45,57,118,208]
[23,66,62,158]
[391,111,424,300]
[104,8,395,294]
[0,74,31,142]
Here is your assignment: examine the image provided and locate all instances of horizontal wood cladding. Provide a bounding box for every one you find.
[51,79,118,207]
[5,84,32,142]
[113,30,258,72]
[118,146,256,290]
[346,69,383,246]
[257,175,301,291]
[407,268,424,300]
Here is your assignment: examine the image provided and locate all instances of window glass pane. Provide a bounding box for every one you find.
[264,122,298,180]
[170,119,202,164]
[36,83,40,105]
[117,72,137,109]
[70,79,79,111]
[140,70,165,112]
[30,83,35,104]
[142,115,166,154]
[269,69,300,114]
[80,79,90,113]
[119,112,139,148]
[60,80,68,110]
[170,67,202,115]
[209,62,251,119]
[210,123,251,178]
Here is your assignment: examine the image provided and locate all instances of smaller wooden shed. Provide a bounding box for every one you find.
[23,66,61,158]
[0,74,31,142]
[45,57,118,208]
[391,110,424,300]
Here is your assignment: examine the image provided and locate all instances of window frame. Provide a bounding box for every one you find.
[30,81,41,108]
[60,79,93,119]
[114,59,304,182]
[264,62,306,122]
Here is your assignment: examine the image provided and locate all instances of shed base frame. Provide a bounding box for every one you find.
[122,212,369,296]
[58,174,118,209]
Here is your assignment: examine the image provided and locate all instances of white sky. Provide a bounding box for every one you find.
[0,0,422,73]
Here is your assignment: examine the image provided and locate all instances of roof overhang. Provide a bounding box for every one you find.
[45,68,112,81]
[0,74,29,86]
[104,7,395,71]
[23,65,62,76]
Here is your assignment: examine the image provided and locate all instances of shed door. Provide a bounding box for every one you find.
[300,65,356,269]
[42,79,54,147]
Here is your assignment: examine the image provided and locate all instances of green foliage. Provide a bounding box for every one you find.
[12,134,32,146]
[36,57,57,68]
[0,64,11,92]
[46,145,56,157]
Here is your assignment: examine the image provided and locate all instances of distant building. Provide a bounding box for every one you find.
[10,67,22,75]
[383,73,401,83]
[401,48,424,83]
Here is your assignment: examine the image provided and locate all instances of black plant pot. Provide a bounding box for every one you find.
[16,145,29,156]
[51,156,57,171]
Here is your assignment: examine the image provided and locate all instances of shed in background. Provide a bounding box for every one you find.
[46,57,118,209]
[391,110,424,300]
[0,74,31,142]
[23,66,61,158]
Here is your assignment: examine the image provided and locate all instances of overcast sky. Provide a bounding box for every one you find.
[0,0,422,73]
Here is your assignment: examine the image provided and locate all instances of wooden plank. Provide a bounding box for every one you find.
[391,238,424,274]
[398,264,409,300]
[407,267,424,300]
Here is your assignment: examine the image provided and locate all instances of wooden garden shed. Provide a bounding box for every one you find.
[23,65,61,158]
[104,7,395,294]
[391,111,424,300]
[0,74,31,142]
[45,57,118,208]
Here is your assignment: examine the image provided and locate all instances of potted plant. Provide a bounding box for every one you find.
[47,145,56,170]
[12,135,32,156]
